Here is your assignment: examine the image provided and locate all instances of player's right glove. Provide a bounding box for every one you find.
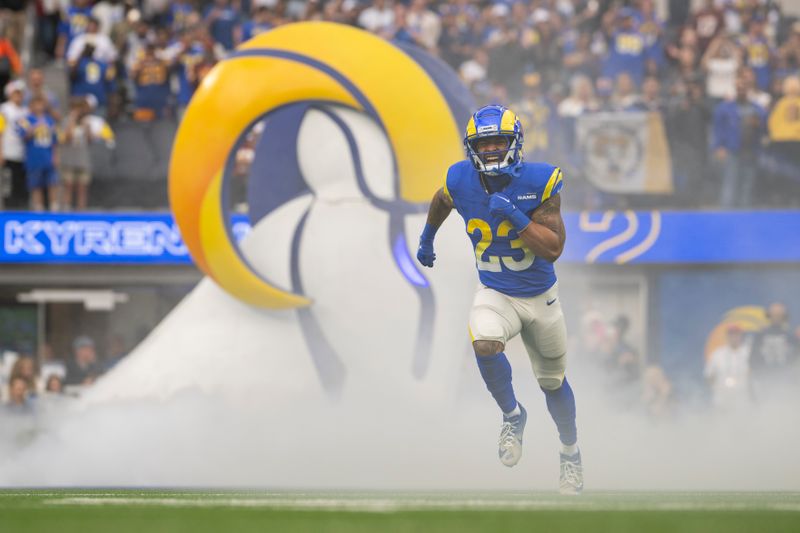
[417,224,437,267]
[489,192,531,232]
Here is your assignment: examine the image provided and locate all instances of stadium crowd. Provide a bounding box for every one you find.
[704,301,800,410]
[1,332,130,411]
[0,0,796,210]
[575,300,800,417]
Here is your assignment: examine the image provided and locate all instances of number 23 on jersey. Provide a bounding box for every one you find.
[467,218,535,272]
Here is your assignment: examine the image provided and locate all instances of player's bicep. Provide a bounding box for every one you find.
[437,185,454,209]
[425,185,455,228]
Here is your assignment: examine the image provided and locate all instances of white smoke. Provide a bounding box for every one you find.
[1,344,799,490]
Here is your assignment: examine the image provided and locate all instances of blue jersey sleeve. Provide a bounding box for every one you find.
[443,162,468,204]
[536,165,564,205]
[540,166,563,202]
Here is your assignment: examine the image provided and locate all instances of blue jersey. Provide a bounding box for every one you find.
[205,6,241,50]
[59,6,93,51]
[603,30,647,85]
[444,160,564,297]
[133,59,171,113]
[743,37,772,91]
[71,58,115,106]
[169,2,195,32]
[175,42,205,106]
[17,114,57,170]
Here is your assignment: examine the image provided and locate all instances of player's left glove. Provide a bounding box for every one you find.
[417,224,437,268]
[488,193,531,232]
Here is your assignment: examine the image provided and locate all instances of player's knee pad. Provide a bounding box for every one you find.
[538,375,564,390]
[529,349,566,390]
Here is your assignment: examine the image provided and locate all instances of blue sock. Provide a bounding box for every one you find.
[543,377,577,446]
[476,352,517,414]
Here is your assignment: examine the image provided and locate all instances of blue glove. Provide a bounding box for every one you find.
[488,193,531,232]
[417,224,437,267]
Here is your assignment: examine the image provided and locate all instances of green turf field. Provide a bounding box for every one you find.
[1,490,799,533]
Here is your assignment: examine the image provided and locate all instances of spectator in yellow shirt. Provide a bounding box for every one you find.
[768,76,800,143]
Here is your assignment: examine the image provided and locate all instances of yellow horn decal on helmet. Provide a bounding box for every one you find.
[169,22,461,309]
[500,109,517,133]
[465,116,477,138]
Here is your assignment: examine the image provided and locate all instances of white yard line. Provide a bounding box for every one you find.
[39,496,800,513]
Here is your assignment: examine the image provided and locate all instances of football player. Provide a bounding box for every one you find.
[417,104,582,495]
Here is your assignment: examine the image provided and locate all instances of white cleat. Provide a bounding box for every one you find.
[498,404,527,467]
[559,449,584,495]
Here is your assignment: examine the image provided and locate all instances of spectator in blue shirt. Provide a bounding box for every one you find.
[602,7,648,87]
[69,44,116,115]
[16,96,59,211]
[637,0,666,75]
[711,75,767,208]
[131,44,172,121]
[236,5,273,45]
[741,17,773,92]
[165,30,208,116]
[169,0,197,33]
[204,0,241,51]
[56,0,93,60]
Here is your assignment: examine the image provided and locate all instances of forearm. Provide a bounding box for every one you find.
[417,188,451,267]
[518,195,566,263]
[518,221,564,262]
[424,187,453,232]
[56,35,66,59]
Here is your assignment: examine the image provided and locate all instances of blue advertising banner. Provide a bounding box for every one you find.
[560,210,800,264]
[1,210,798,265]
[0,212,250,265]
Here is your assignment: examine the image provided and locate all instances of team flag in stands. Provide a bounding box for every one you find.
[576,112,673,194]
